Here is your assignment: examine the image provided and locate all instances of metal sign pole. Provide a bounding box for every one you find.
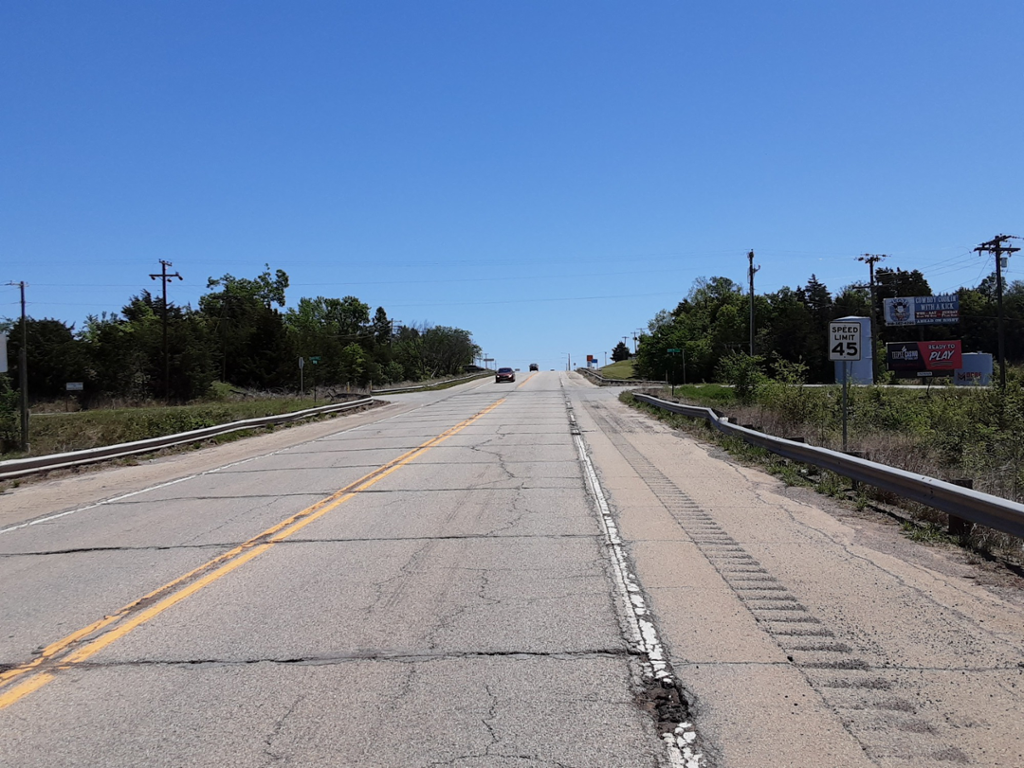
[842,361,849,452]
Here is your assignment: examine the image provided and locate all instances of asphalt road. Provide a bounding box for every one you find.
[1,372,1022,767]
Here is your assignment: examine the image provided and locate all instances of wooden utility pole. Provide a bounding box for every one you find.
[858,254,887,382]
[974,235,1020,390]
[5,281,29,451]
[748,250,759,356]
[149,260,182,401]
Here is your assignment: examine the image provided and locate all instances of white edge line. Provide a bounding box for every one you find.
[568,397,704,768]
[0,393,452,537]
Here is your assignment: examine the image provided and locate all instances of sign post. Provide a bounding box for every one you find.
[829,323,862,452]
[667,349,682,395]
[309,356,321,404]
[65,381,83,412]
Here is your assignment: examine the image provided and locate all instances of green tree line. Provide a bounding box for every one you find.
[634,268,1024,384]
[1,266,481,404]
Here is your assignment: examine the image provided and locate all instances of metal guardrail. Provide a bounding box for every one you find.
[633,393,1024,539]
[370,372,492,394]
[0,398,375,481]
[577,368,665,387]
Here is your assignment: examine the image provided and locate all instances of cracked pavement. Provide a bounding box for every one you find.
[0,374,665,767]
[7,372,1019,766]
[575,386,1024,768]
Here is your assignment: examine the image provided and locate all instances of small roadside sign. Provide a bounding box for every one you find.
[310,356,321,365]
[828,322,862,361]
[667,348,681,354]
[66,382,84,391]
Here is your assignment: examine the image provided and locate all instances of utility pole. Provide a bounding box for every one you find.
[5,282,29,451]
[857,254,887,383]
[747,250,759,357]
[974,234,1020,390]
[150,260,182,402]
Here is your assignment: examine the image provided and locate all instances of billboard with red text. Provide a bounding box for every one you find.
[886,340,963,377]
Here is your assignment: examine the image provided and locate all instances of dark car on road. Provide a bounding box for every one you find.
[495,367,515,383]
[529,363,539,371]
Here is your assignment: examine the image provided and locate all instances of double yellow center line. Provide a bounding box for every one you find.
[0,397,506,710]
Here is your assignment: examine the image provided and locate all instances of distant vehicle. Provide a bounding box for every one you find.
[529,363,539,371]
[495,367,515,383]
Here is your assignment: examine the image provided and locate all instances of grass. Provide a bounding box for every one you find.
[663,383,736,407]
[1,396,351,460]
[622,377,1024,564]
[599,359,636,379]
[0,370,495,462]
[635,377,1024,506]
[374,371,493,393]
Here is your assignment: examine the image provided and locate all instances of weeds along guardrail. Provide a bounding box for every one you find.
[370,372,492,394]
[577,368,666,387]
[0,398,374,481]
[633,392,1024,540]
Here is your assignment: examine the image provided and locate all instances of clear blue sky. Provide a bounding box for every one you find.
[3,1,1022,371]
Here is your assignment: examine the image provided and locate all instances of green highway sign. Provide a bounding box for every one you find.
[667,348,681,354]
[310,356,321,364]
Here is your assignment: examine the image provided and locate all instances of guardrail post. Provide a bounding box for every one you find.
[631,391,1024,540]
[948,478,974,537]
[844,450,866,491]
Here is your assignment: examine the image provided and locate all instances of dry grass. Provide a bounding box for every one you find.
[626,381,1024,564]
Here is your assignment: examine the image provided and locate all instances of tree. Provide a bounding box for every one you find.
[611,341,631,362]
[200,267,293,387]
[3,318,89,400]
[800,275,832,327]
[205,265,289,309]
[371,307,392,348]
[421,325,479,377]
[833,284,871,319]
[875,267,931,301]
[647,309,673,334]
[760,287,816,375]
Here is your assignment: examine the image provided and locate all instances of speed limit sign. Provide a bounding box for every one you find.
[829,322,862,361]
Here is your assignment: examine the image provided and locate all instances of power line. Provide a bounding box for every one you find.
[748,250,760,356]
[149,260,183,401]
[857,254,887,382]
[974,234,1020,390]
[4,281,29,451]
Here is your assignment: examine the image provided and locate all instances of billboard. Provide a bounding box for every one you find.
[883,294,959,326]
[953,353,993,387]
[886,340,962,377]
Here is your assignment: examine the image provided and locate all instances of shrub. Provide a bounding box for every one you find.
[716,353,767,402]
[0,375,19,449]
